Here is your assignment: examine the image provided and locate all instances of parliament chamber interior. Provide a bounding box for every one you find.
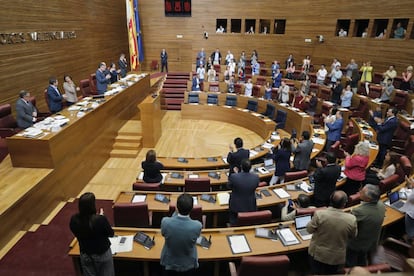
[1,1,414,275]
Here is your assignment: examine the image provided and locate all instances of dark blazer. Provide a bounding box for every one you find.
[273,148,291,177]
[227,172,259,218]
[313,163,341,207]
[227,148,249,174]
[161,214,202,272]
[118,58,128,78]
[293,139,314,171]
[47,85,63,113]
[96,69,108,94]
[141,161,164,183]
[191,76,200,91]
[375,116,398,146]
[210,51,222,64]
[347,201,385,252]
[160,51,168,64]
[16,98,36,129]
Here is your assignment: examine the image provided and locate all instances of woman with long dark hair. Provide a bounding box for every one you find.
[142,149,164,183]
[70,192,114,276]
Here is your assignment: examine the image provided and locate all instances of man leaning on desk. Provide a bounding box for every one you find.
[16,90,37,129]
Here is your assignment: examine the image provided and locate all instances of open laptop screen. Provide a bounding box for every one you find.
[295,215,312,229]
[388,191,399,204]
[264,159,273,167]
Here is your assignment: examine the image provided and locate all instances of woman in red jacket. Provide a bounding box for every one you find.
[343,141,370,196]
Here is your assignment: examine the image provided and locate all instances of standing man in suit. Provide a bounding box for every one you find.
[96,62,111,95]
[16,90,37,129]
[292,131,314,171]
[325,111,344,151]
[211,48,222,65]
[161,193,202,275]
[313,152,341,207]
[307,191,357,275]
[160,49,168,73]
[346,184,385,267]
[227,159,259,225]
[370,108,398,167]
[118,53,128,78]
[47,77,63,113]
[191,73,200,91]
[227,137,249,175]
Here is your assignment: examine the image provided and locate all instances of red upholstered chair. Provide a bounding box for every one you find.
[256,77,266,86]
[341,133,360,154]
[0,104,21,138]
[229,255,290,276]
[309,83,319,94]
[371,237,412,271]
[150,60,159,71]
[390,90,408,110]
[314,101,333,125]
[392,120,410,149]
[346,192,361,207]
[395,155,412,183]
[89,73,97,94]
[296,207,326,216]
[350,97,369,119]
[379,174,399,194]
[329,140,345,159]
[79,79,94,97]
[213,64,221,73]
[27,96,50,120]
[368,85,382,99]
[244,66,252,75]
[393,135,414,157]
[113,202,151,227]
[184,178,211,192]
[284,170,308,182]
[209,82,220,92]
[132,182,161,191]
[236,210,272,226]
[234,83,243,94]
[252,85,261,97]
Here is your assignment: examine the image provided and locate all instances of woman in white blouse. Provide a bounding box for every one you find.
[63,75,80,105]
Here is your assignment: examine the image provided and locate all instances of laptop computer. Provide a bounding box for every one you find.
[263,158,275,171]
[294,215,312,240]
[386,191,405,211]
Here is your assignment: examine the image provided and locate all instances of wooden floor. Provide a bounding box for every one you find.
[79,111,264,200]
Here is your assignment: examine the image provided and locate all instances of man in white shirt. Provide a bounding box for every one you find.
[196,64,205,84]
[244,79,253,97]
[316,64,328,85]
[278,81,290,103]
[225,50,234,65]
[338,28,347,37]
[216,25,224,33]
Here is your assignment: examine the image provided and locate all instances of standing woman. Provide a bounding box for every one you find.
[269,138,292,185]
[343,141,370,196]
[264,82,272,100]
[70,192,114,276]
[401,65,413,91]
[142,149,164,183]
[63,75,80,106]
[286,61,295,79]
[360,61,373,95]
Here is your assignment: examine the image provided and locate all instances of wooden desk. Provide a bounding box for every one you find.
[139,94,162,147]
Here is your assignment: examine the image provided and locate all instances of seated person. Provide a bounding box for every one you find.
[216,25,225,33]
[281,194,314,221]
[141,150,164,183]
[227,77,235,93]
[364,150,397,186]
[338,28,348,37]
[402,176,414,242]
[379,78,394,103]
[393,22,406,39]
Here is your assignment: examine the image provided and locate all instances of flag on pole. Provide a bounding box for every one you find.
[134,0,144,63]
[126,0,138,70]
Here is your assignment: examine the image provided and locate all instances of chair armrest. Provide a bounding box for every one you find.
[228,261,237,276]
[0,128,20,138]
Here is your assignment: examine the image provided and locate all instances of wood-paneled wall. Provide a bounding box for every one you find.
[139,0,414,73]
[1,1,414,110]
[0,0,128,110]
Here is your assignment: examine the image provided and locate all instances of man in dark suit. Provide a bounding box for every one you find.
[160,49,168,73]
[371,108,398,167]
[227,137,249,175]
[118,53,128,78]
[46,77,63,113]
[292,131,314,171]
[191,73,200,91]
[16,90,37,129]
[161,193,202,275]
[227,159,259,225]
[96,62,111,95]
[210,48,221,65]
[346,184,385,267]
[313,152,341,207]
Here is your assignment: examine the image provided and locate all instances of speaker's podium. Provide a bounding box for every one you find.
[138,94,162,147]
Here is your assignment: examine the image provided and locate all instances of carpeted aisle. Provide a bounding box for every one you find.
[0,199,114,276]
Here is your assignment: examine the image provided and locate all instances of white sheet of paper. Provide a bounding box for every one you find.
[228,235,250,254]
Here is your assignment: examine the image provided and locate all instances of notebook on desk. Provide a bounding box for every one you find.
[294,215,312,240]
[264,158,275,171]
[385,191,405,212]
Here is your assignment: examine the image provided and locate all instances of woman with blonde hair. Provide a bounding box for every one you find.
[401,65,413,91]
[343,141,370,196]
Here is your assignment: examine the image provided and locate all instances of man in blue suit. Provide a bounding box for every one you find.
[161,193,202,275]
[325,111,344,151]
[371,108,398,167]
[47,77,63,113]
[96,62,111,94]
[227,159,259,225]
